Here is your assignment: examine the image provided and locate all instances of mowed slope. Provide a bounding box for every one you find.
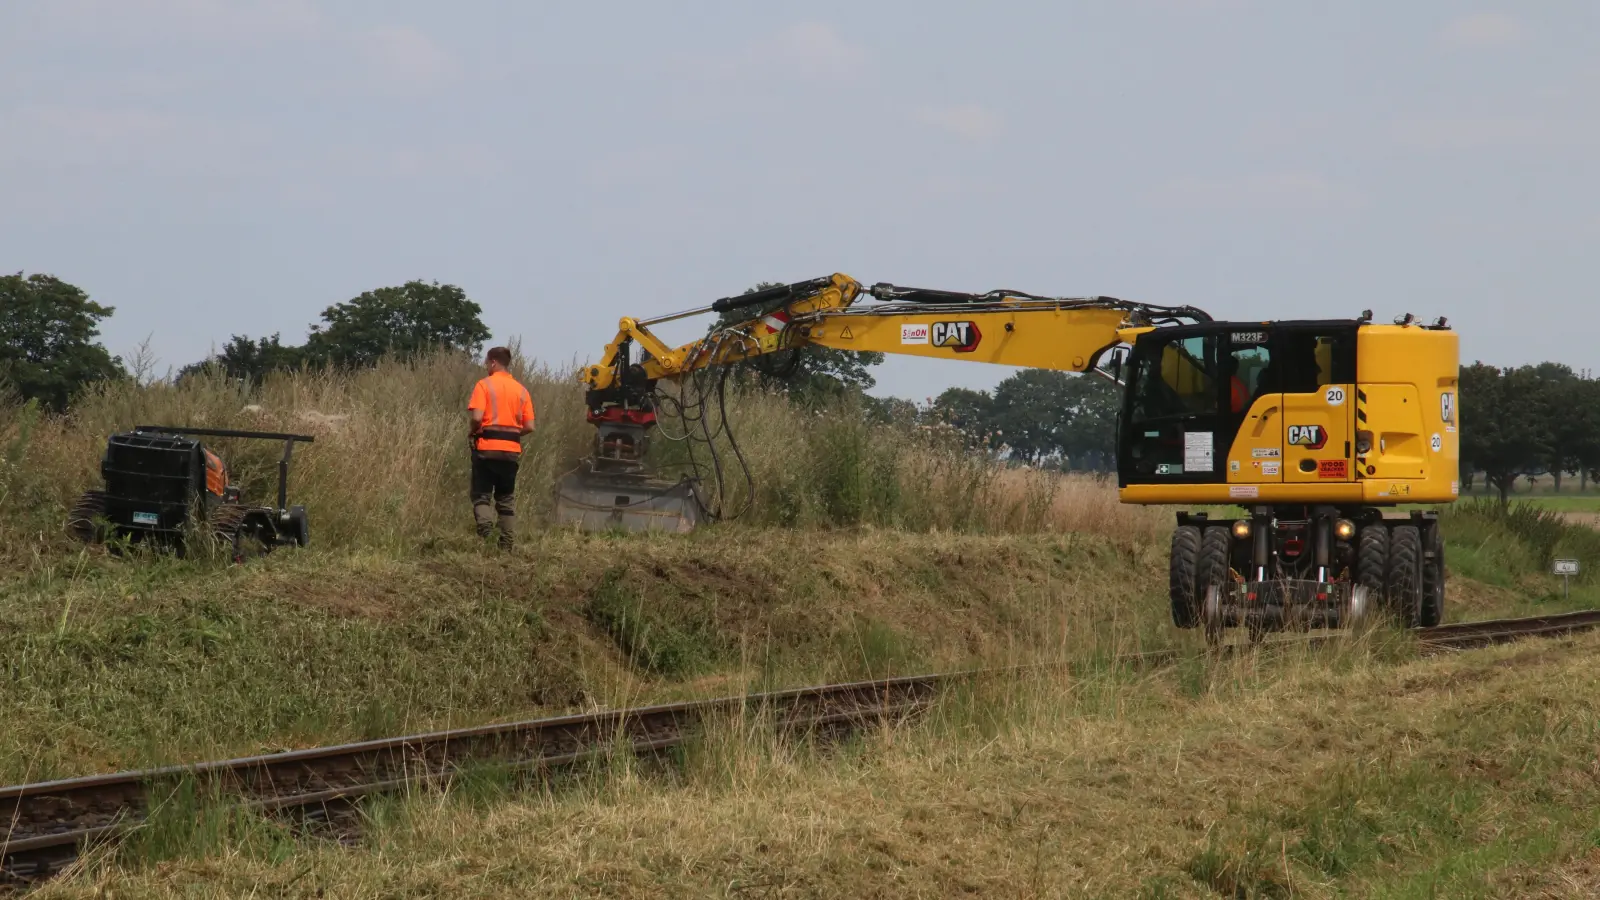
[0,528,1168,784]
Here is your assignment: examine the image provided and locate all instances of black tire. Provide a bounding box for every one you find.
[288,506,310,548]
[1419,524,1444,627]
[68,490,108,543]
[1356,525,1389,612]
[1197,526,1233,640]
[210,505,268,563]
[1169,525,1202,628]
[1388,525,1424,628]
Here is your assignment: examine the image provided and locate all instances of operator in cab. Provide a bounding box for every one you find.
[467,346,536,549]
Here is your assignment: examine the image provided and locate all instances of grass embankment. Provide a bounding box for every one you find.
[0,527,1168,786]
[0,351,1171,783]
[39,631,1600,898]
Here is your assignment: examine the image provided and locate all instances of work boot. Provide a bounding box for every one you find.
[495,496,515,551]
[472,496,496,539]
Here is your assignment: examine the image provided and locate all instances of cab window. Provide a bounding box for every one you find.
[1226,331,1272,413]
[1131,334,1217,421]
[1279,330,1356,393]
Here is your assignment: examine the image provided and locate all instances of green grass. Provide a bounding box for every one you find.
[0,528,1168,785]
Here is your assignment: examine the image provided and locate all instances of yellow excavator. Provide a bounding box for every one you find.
[557,273,1460,640]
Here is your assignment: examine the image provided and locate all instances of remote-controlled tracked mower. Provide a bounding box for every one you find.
[68,426,314,562]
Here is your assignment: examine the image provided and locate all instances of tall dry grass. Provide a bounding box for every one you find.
[0,351,1162,556]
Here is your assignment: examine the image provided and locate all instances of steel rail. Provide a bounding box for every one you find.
[5,609,1599,884]
[2,675,942,882]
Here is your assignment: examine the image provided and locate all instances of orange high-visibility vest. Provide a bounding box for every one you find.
[1230,375,1249,414]
[468,371,535,454]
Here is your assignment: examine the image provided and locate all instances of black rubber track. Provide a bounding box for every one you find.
[1388,524,1424,628]
[66,490,106,543]
[1169,524,1202,628]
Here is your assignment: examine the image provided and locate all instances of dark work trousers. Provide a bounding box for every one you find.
[470,451,520,547]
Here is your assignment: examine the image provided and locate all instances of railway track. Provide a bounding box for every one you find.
[5,609,1599,886]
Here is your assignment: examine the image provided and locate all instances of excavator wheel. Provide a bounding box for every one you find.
[1168,525,1202,629]
[1419,525,1444,628]
[1196,526,1232,645]
[1387,525,1424,628]
[1356,525,1389,623]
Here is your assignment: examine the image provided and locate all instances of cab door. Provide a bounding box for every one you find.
[1119,329,1227,485]
[1221,329,1284,485]
[1279,326,1358,484]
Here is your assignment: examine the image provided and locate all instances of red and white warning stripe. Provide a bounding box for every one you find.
[760,310,790,334]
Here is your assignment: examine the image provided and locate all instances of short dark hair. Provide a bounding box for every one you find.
[486,346,511,366]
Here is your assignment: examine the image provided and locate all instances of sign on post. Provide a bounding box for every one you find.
[1553,559,1580,599]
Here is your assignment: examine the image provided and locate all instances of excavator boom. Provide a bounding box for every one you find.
[580,272,1207,393]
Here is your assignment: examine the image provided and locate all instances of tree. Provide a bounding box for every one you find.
[924,371,1118,468]
[304,280,491,369]
[1543,371,1600,492]
[928,386,997,449]
[711,282,884,403]
[1459,362,1551,503]
[864,395,920,427]
[1054,374,1121,471]
[0,272,125,411]
[990,369,1075,463]
[929,387,994,430]
[178,333,306,384]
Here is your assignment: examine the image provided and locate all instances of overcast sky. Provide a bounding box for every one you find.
[3,2,1596,399]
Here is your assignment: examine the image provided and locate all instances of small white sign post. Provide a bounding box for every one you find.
[1553,559,1580,600]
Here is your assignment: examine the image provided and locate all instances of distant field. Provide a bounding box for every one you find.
[1512,494,1600,513]
[1461,483,1600,508]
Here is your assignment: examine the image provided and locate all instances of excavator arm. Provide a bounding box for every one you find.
[580,272,1210,404]
[556,273,1211,534]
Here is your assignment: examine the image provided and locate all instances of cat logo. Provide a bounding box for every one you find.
[1287,424,1328,450]
[931,321,982,352]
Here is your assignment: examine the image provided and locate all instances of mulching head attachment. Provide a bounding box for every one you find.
[553,418,704,533]
[553,468,703,533]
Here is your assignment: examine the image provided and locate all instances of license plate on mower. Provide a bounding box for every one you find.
[132,511,159,525]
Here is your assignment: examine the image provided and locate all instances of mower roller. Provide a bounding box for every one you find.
[69,425,314,562]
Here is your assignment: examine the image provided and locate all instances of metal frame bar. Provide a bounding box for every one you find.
[135,425,313,512]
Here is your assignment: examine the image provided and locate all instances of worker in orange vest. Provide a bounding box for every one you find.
[467,346,536,548]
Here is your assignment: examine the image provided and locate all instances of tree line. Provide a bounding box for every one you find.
[0,271,492,409]
[1460,362,1600,500]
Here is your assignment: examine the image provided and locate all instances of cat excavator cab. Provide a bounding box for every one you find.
[560,274,1459,640]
